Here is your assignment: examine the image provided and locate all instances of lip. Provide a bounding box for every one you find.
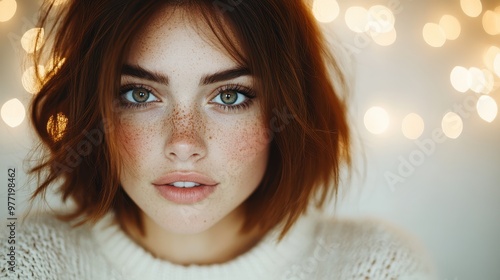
[152,171,218,186]
[152,171,218,204]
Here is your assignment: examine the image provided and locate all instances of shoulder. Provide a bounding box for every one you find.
[311,215,438,280]
[315,215,421,248]
[0,213,99,279]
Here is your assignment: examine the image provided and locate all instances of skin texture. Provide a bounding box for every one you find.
[116,6,270,265]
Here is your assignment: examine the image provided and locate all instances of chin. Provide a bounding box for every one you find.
[146,208,226,235]
[162,221,216,235]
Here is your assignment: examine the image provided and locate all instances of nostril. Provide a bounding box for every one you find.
[167,150,203,162]
[164,132,206,162]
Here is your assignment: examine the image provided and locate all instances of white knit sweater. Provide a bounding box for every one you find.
[1,212,436,280]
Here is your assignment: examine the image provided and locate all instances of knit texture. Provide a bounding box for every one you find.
[1,212,437,280]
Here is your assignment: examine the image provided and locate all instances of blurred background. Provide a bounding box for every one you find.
[1,0,499,279]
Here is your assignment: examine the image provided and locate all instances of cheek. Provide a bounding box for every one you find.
[214,118,270,171]
[116,117,160,173]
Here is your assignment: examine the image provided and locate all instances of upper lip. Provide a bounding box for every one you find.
[152,171,218,186]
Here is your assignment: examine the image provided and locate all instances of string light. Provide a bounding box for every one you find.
[1,99,25,128]
[22,66,46,94]
[468,67,487,94]
[482,10,500,35]
[480,69,494,94]
[312,0,339,23]
[402,113,425,139]
[0,0,17,22]
[439,15,461,40]
[47,113,68,141]
[476,95,498,123]
[345,6,368,33]
[21,28,45,54]
[484,46,500,72]
[345,5,397,46]
[364,106,390,135]
[371,28,397,46]
[367,5,395,34]
[450,66,493,94]
[450,66,470,93]
[494,54,500,77]
[441,112,463,139]
[460,0,482,18]
[423,23,446,48]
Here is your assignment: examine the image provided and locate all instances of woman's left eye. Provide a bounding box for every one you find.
[121,87,159,104]
[212,89,249,106]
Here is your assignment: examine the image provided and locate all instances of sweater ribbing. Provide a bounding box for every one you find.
[1,212,436,280]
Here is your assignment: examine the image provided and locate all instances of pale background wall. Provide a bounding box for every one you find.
[1,0,499,279]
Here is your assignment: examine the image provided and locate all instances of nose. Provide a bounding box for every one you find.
[164,107,207,162]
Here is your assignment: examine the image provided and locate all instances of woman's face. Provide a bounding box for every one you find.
[116,7,270,234]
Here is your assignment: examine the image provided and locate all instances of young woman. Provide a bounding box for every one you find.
[1,0,435,279]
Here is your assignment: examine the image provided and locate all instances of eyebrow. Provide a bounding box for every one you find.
[121,64,251,86]
[200,67,251,86]
[122,64,169,85]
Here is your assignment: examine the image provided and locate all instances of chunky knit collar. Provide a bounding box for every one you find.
[92,212,319,280]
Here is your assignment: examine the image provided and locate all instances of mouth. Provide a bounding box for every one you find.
[152,171,218,187]
[152,172,218,204]
[167,181,202,188]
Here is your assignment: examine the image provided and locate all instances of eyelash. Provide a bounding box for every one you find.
[211,84,256,112]
[118,84,157,110]
[118,83,256,112]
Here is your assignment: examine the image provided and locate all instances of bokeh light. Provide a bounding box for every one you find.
[483,46,500,72]
[476,95,498,123]
[53,0,68,5]
[313,0,339,23]
[367,5,395,34]
[402,113,425,139]
[482,10,500,35]
[439,15,461,40]
[344,5,396,46]
[22,66,46,94]
[450,66,470,93]
[46,56,66,74]
[468,67,487,94]
[21,28,45,54]
[47,113,68,141]
[481,69,494,94]
[364,106,390,134]
[460,0,482,18]
[371,28,397,46]
[0,0,17,22]
[494,54,500,77]
[1,98,25,128]
[423,23,446,48]
[345,6,368,33]
[441,112,463,139]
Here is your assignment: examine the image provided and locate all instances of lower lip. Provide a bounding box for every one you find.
[154,184,217,204]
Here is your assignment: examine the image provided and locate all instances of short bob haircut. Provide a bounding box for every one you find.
[30,0,351,239]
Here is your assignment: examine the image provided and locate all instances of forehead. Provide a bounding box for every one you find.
[126,5,242,71]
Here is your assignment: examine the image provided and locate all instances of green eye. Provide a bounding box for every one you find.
[120,86,159,104]
[212,90,247,106]
[220,91,238,104]
[131,88,150,103]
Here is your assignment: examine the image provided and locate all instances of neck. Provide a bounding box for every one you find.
[125,207,263,265]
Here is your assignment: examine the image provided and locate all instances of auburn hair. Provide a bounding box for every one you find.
[30,0,351,239]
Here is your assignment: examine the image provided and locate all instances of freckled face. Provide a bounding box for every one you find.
[116,7,270,234]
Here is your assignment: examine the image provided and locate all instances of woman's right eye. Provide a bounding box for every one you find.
[120,86,159,104]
